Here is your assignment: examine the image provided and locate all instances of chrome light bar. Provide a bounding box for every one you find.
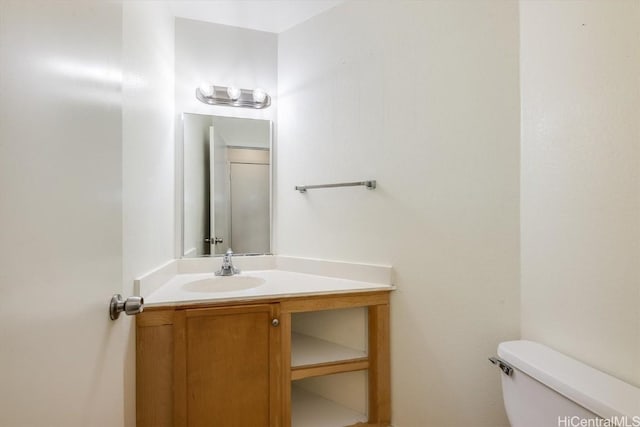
[195,85,271,109]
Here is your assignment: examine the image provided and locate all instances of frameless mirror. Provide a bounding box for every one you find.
[182,113,271,257]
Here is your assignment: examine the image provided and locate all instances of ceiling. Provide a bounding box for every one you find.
[167,1,344,34]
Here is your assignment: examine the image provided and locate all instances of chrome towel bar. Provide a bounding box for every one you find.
[295,180,376,193]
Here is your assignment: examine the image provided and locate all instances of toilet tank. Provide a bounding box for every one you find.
[496,341,640,427]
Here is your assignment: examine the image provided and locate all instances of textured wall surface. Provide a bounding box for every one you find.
[520,0,640,385]
[277,2,521,425]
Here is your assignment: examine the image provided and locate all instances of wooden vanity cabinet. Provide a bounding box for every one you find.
[137,303,282,427]
[174,304,282,427]
[137,291,390,427]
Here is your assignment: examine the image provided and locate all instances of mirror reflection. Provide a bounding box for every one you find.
[183,114,271,257]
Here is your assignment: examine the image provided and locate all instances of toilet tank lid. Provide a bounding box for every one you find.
[498,340,640,420]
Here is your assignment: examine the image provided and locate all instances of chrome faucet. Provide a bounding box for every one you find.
[215,248,239,276]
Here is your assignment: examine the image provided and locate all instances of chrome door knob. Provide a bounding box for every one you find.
[109,294,144,320]
[271,318,279,327]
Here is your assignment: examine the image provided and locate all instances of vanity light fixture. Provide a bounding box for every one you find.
[226,86,241,101]
[252,88,267,103]
[198,83,214,97]
[196,84,271,109]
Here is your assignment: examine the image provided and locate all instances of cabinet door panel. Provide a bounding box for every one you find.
[185,304,275,427]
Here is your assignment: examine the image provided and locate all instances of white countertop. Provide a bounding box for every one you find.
[144,269,394,307]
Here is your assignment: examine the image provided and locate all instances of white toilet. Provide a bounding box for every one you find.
[492,340,640,427]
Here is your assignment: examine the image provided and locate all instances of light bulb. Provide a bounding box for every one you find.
[252,88,267,103]
[199,84,214,97]
[227,86,241,101]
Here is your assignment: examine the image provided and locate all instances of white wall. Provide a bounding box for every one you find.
[122,3,175,284]
[122,3,176,425]
[0,2,126,425]
[174,17,277,121]
[174,18,277,256]
[520,0,640,385]
[277,2,520,426]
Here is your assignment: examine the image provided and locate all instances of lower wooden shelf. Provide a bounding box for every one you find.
[291,332,369,380]
[291,386,367,427]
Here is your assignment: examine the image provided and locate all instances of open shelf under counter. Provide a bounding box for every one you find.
[291,332,368,380]
[291,386,367,427]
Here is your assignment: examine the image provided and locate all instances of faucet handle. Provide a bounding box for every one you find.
[226,248,234,256]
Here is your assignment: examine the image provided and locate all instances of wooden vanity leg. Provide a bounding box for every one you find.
[281,311,292,427]
[368,303,391,426]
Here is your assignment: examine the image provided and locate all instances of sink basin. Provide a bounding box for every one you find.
[182,276,266,293]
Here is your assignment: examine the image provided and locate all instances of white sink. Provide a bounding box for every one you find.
[181,275,266,293]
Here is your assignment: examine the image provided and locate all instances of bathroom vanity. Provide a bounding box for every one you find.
[135,259,393,427]
[161,107,393,425]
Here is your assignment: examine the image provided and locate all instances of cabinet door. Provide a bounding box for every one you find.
[175,304,281,427]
